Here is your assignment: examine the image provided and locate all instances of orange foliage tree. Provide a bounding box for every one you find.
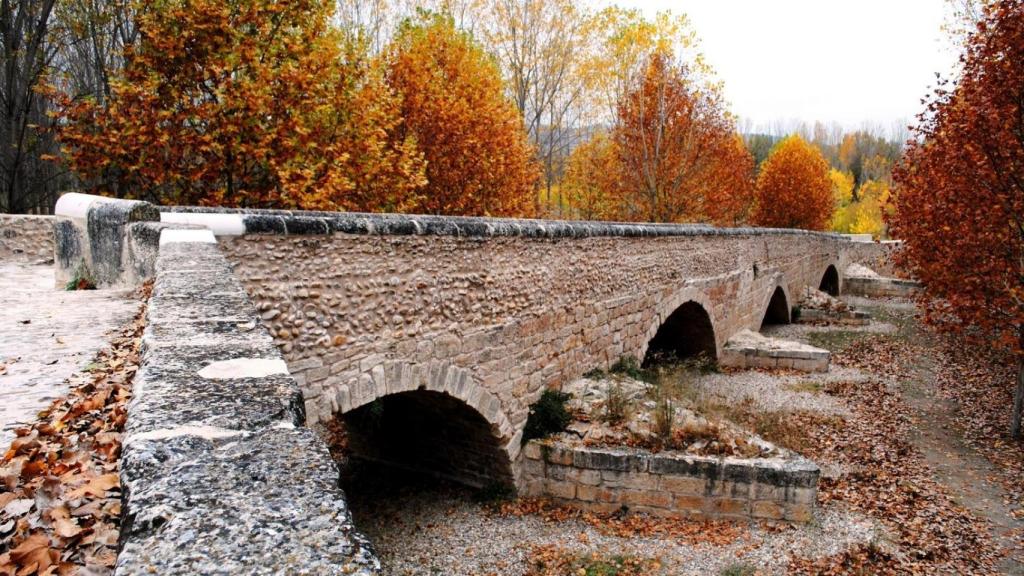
[752,135,833,230]
[56,0,425,210]
[612,52,754,225]
[561,131,622,220]
[891,0,1024,436]
[385,13,538,217]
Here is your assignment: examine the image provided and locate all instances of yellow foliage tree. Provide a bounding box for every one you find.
[561,131,621,220]
[752,135,833,230]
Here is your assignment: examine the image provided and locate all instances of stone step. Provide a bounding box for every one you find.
[719,329,830,372]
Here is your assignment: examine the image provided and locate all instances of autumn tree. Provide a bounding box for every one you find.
[891,0,1024,436]
[57,0,425,210]
[752,135,833,230]
[486,0,589,211]
[613,51,753,225]
[385,12,538,217]
[561,131,621,220]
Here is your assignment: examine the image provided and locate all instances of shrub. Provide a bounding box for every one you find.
[523,389,572,443]
[610,355,652,382]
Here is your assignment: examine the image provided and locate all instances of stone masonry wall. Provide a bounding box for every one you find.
[0,215,54,262]
[219,227,847,484]
[520,441,819,522]
[844,240,905,278]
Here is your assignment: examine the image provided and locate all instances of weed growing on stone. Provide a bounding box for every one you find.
[64,264,96,291]
[604,380,630,425]
[610,355,653,382]
[653,395,675,439]
[523,389,572,443]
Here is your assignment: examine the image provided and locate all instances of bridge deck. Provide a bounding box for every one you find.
[0,262,139,447]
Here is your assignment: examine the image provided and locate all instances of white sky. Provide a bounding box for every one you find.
[605,0,958,133]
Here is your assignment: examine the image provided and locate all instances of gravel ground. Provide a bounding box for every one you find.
[689,366,866,416]
[346,473,882,576]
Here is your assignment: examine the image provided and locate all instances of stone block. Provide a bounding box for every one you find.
[711,498,749,517]
[660,475,707,496]
[751,500,785,520]
[785,502,813,523]
[544,479,577,500]
[621,489,672,509]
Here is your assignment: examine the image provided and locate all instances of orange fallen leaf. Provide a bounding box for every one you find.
[66,474,119,499]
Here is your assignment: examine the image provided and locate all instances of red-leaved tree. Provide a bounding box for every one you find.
[891,0,1024,437]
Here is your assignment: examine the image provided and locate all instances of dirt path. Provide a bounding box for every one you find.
[867,301,1024,574]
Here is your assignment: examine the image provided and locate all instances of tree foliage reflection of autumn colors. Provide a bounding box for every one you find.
[892,0,1024,437]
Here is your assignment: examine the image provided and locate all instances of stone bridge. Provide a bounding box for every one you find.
[2,194,895,574]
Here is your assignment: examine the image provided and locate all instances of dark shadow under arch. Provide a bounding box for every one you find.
[643,301,717,366]
[761,286,791,328]
[819,265,840,296]
[341,390,513,489]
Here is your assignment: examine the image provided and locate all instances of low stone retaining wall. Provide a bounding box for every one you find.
[521,441,818,523]
[797,308,870,325]
[0,214,54,262]
[719,331,830,373]
[111,221,380,573]
[845,276,921,298]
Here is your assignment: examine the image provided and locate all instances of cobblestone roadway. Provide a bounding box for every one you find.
[0,263,139,447]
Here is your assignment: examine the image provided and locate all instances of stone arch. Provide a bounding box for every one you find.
[819,264,840,296]
[761,284,791,327]
[641,291,718,366]
[336,360,516,488]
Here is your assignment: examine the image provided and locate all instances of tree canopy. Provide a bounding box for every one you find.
[891,0,1024,436]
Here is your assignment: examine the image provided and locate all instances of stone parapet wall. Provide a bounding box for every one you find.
[520,441,818,523]
[844,240,905,278]
[116,228,379,575]
[53,193,167,288]
[219,230,845,483]
[0,214,54,262]
[845,276,921,298]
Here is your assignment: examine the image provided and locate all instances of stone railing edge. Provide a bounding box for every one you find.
[159,205,850,240]
[115,225,381,575]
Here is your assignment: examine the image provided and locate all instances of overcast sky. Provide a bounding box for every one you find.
[605,0,958,134]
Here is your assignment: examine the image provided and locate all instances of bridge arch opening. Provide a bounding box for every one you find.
[340,390,513,489]
[819,265,840,296]
[761,286,791,328]
[643,301,717,366]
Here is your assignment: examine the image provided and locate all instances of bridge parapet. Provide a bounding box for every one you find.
[116,227,380,575]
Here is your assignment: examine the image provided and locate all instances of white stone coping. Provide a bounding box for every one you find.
[159,228,217,246]
[160,212,246,236]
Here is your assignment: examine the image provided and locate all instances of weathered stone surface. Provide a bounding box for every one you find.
[117,228,379,575]
[720,330,831,373]
[525,440,819,523]
[53,193,163,288]
[118,425,378,575]
[0,215,54,262]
